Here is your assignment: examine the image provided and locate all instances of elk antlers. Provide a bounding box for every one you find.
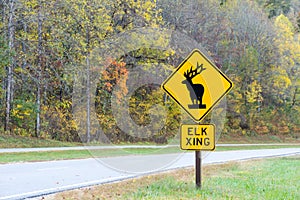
[183,62,206,79]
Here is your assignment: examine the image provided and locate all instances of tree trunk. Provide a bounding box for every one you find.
[85,17,91,143]
[86,55,91,143]
[4,0,15,132]
[291,87,298,107]
[35,0,43,137]
[1,2,6,117]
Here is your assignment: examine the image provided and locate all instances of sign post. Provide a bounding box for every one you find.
[181,123,215,189]
[162,49,233,188]
[195,150,201,188]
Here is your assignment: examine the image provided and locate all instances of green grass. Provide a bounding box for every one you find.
[125,156,300,200]
[1,132,299,149]
[51,156,300,199]
[0,147,180,163]
[0,134,82,148]
[0,150,91,163]
[215,144,300,151]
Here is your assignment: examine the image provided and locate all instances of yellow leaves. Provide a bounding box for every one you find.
[126,0,163,26]
[275,14,294,38]
[271,67,292,89]
[14,67,26,74]
[105,25,114,34]
[12,102,35,123]
[43,102,79,138]
[274,14,299,68]
[56,100,72,110]
[266,66,292,103]
[23,0,38,10]
[245,80,263,104]
[273,14,299,105]
[295,34,300,63]
[273,74,292,89]
[144,13,151,22]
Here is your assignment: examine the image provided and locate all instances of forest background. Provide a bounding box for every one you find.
[0,0,299,144]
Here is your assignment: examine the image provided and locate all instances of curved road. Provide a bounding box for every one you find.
[0,148,299,200]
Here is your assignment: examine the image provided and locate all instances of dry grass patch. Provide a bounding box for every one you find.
[43,169,193,200]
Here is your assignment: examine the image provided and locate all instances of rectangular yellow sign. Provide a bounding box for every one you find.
[181,124,215,150]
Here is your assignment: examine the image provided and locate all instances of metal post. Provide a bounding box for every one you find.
[195,150,201,188]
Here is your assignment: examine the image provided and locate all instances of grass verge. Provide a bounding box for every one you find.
[0,134,82,148]
[0,147,179,163]
[1,132,299,149]
[0,145,299,164]
[46,155,300,200]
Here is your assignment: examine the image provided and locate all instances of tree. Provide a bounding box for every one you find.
[35,0,43,137]
[266,0,292,18]
[56,0,112,143]
[0,36,9,123]
[274,14,300,110]
[4,0,16,132]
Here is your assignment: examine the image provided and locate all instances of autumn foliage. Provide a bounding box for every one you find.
[0,0,299,143]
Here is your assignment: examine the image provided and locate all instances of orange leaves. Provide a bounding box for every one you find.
[104,82,113,91]
[101,58,128,96]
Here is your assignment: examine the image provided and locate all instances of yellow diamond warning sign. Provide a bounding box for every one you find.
[162,49,233,121]
[181,124,215,150]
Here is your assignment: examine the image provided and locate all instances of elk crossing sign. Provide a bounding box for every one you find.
[181,124,215,150]
[162,49,233,122]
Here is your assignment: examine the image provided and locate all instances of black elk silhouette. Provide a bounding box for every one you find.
[182,62,206,108]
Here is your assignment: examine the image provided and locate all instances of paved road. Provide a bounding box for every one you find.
[1,143,298,153]
[0,148,299,200]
